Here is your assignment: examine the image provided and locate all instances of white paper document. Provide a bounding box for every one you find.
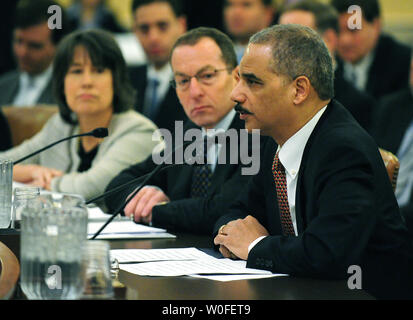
[120,257,274,277]
[87,220,176,240]
[110,247,213,263]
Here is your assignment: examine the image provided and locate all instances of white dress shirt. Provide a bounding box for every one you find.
[144,63,173,113]
[248,105,328,253]
[343,51,375,91]
[13,65,53,106]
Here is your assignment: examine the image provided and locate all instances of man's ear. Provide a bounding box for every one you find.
[178,16,187,33]
[292,76,310,105]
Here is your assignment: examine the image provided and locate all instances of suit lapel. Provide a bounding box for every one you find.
[2,72,19,105]
[208,115,243,195]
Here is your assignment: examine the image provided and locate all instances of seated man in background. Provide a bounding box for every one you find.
[0,0,71,107]
[332,0,411,100]
[214,24,413,299]
[278,0,375,132]
[129,0,188,132]
[105,27,265,235]
[223,0,275,62]
[372,55,413,238]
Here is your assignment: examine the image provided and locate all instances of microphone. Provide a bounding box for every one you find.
[14,127,109,165]
[89,134,223,240]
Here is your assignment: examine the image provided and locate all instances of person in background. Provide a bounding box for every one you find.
[0,0,71,107]
[213,24,413,299]
[129,0,188,132]
[223,0,275,62]
[331,0,411,99]
[67,0,126,33]
[372,54,413,238]
[105,27,266,235]
[0,29,159,202]
[278,0,375,132]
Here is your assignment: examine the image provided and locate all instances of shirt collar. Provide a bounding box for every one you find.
[278,105,328,179]
[202,108,236,138]
[20,64,53,87]
[147,63,173,81]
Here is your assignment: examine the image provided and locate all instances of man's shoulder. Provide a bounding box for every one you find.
[0,70,19,86]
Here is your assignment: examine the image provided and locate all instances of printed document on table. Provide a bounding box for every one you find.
[88,220,175,239]
[119,257,274,277]
[189,274,288,282]
[110,247,214,263]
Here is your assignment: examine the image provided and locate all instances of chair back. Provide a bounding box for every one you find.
[2,105,58,146]
[0,241,20,299]
[379,148,400,192]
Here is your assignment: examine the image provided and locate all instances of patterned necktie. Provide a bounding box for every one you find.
[191,138,213,198]
[272,151,295,236]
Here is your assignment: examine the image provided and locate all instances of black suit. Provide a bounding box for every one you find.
[215,100,413,299]
[336,34,411,99]
[334,68,375,132]
[105,114,267,235]
[0,70,55,107]
[0,108,12,150]
[128,65,188,132]
[371,87,413,239]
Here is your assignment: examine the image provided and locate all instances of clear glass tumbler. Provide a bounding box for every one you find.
[12,186,41,229]
[81,240,114,300]
[0,160,13,228]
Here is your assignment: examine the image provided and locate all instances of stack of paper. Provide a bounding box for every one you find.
[88,220,176,240]
[110,247,287,281]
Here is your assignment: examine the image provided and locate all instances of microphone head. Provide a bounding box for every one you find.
[91,127,109,138]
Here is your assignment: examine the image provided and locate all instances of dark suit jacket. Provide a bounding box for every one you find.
[0,108,12,151]
[0,69,55,107]
[105,114,267,235]
[334,68,375,132]
[215,100,413,299]
[371,87,413,239]
[128,65,188,132]
[336,34,411,99]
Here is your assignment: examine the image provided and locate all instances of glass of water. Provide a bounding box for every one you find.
[12,186,41,229]
[0,160,13,228]
[20,206,88,300]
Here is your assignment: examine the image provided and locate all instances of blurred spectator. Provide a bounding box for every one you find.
[0,0,18,76]
[279,0,375,132]
[223,0,275,62]
[129,0,188,132]
[332,0,411,99]
[67,0,126,33]
[0,29,159,202]
[0,0,71,107]
[371,55,413,236]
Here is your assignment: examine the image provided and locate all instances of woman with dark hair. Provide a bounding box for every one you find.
[0,29,159,201]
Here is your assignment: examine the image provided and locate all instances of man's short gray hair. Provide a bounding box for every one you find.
[249,24,334,100]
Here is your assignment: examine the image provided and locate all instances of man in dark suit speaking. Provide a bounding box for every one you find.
[105,27,264,235]
[213,24,413,299]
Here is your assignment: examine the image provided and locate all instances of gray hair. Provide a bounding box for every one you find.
[249,24,334,100]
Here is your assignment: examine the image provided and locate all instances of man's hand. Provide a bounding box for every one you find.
[123,186,170,224]
[214,215,269,260]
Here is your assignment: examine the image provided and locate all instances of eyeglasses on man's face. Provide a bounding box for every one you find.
[170,67,232,91]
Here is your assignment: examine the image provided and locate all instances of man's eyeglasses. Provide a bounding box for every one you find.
[170,68,232,91]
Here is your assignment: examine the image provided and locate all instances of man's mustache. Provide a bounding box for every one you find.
[234,103,254,115]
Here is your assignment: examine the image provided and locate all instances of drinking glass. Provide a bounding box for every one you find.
[12,186,41,229]
[0,160,13,228]
[81,240,114,299]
